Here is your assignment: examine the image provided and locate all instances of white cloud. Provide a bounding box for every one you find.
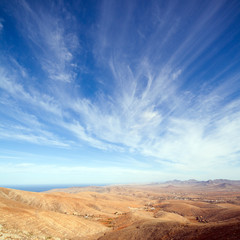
[0,67,62,116]
[68,57,240,170]
[13,0,79,83]
[0,0,240,179]
[0,162,174,184]
[0,67,70,147]
[0,124,69,148]
[1,37,240,174]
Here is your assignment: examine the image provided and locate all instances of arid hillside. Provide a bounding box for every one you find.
[1,180,240,239]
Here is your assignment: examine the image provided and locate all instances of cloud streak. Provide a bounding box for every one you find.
[0,161,182,185]
[12,0,79,83]
[0,0,240,182]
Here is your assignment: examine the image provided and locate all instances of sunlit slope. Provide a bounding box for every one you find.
[1,183,240,240]
[0,187,145,239]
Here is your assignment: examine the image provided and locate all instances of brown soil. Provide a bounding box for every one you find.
[0,182,240,239]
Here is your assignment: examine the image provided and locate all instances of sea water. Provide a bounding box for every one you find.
[1,184,106,192]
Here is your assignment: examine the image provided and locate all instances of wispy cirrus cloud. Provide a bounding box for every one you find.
[0,0,240,182]
[0,161,177,184]
[0,66,68,147]
[0,22,3,32]
[12,0,79,83]
[0,66,62,116]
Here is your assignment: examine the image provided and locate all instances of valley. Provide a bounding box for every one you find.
[0,180,240,239]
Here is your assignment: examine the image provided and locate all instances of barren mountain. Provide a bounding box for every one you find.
[1,180,240,239]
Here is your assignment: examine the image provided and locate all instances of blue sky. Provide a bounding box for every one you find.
[0,0,240,185]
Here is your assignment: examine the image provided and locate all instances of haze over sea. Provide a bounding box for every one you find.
[2,184,107,192]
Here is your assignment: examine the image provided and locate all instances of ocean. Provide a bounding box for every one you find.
[1,184,106,192]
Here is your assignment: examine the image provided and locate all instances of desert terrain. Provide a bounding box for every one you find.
[0,179,240,239]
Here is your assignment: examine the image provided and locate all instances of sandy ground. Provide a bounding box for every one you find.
[0,182,240,239]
